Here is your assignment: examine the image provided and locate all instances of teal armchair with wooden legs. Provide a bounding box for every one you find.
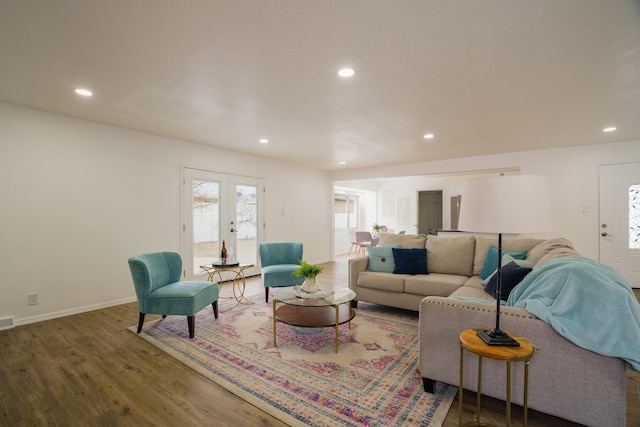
[259,242,305,302]
[128,252,219,338]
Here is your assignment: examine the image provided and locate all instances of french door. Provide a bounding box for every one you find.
[182,167,263,280]
[599,162,640,288]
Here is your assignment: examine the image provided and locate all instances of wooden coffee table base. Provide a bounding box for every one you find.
[273,303,355,353]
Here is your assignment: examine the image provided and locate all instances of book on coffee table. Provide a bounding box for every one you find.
[293,288,328,299]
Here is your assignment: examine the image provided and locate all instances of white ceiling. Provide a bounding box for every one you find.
[1,1,639,171]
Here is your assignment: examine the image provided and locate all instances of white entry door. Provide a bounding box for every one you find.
[182,167,263,280]
[598,162,640,288]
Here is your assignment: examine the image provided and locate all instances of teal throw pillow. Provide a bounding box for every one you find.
[367,245,398,273]
[484,261,532,301]
[480,245,528,280]
[481,254,536,286]
[392,248,429,275]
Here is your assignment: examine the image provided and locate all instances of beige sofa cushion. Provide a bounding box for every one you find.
[378,233,427,248]
[472,237,545,276]
[426,235,475,276]
[356,271,407,292]
[405,273,467,297]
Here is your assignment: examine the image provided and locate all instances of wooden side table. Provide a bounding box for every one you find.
[459,328,535,427]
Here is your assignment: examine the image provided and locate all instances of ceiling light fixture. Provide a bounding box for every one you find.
[339,161,346,165]
[259,138,269,144]
[423,133,435,140]
[603,127,616,132]
[338,68,355,78]
[74,88,93,97]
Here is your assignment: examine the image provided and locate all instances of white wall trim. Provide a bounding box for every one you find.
[14,297,137,327]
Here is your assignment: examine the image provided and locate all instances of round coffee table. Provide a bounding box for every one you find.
[271,286,356,353]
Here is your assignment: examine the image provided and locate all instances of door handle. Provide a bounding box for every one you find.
[230,228,237,232]
[601,232,613,237]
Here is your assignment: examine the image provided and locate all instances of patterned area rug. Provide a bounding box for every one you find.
[130,295,457,426]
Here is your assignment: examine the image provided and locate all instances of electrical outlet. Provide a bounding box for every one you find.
[28,293,38,305]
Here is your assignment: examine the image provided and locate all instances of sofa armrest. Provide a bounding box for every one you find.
[348,256,368,293]
[419,296,627,426]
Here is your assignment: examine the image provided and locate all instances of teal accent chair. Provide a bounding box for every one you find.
[259,242,305,302]
[128,252,219,338]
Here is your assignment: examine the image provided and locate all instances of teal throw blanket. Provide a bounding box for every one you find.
[507,256,640,371]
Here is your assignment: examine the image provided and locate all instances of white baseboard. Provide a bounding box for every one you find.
[14,297,137,327]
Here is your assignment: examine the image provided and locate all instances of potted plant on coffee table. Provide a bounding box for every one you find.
[292,260,324,293]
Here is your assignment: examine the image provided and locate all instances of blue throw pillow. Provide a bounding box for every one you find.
[480,245,528,280]
[366,246,398,273]
[484,261,532,301]
[392,248,429,275]
[481,254,536,286]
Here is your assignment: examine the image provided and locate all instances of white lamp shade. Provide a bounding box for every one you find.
[458,175,553,234]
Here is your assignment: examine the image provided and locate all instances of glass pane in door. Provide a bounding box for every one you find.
[235,184,257,265]
[192,179,220,274]
[630,184,640,249]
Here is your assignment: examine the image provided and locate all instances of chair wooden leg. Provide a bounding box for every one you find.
[162,315,167,318]
[137,312,146,333]
[212,301,218,319]
[187,316,195,338]
[265,287,269,303]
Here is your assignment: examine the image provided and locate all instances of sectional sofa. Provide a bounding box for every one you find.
[347,233,630,426]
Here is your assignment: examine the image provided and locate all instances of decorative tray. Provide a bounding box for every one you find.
[211,262,240,268]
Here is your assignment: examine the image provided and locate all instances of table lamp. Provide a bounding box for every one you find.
[458,174,552,346]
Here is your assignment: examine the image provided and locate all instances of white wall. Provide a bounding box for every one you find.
[332,140,640,260]
[3,99,638,325]
[0,102,332,325]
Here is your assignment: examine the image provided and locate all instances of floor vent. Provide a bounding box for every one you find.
[0,316,14,331]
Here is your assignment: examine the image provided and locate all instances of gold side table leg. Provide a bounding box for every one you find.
[334,304,339,353]
[232,268,254,305]
[476,355,482,425]
[524,360,529,427]
[459,345,464,426]
[216,270,240,313]
[506,360,511,427]
[272,299,277,347]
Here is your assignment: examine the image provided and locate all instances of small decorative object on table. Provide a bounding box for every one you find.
[220,240,227,263]
[291,260,324,293]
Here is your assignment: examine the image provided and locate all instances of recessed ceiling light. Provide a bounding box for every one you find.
[603,126,616,132]
[74,88,93,97]
[423,133,435,140]
[259,138,269,144]
[338,68,355,78]
[339,161,346,165]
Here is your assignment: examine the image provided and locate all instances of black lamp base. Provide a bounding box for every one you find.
[477,328,520,346]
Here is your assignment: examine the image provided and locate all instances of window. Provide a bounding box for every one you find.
[335,194,359,229]
[192,179,220,271]
[630,184,640,249]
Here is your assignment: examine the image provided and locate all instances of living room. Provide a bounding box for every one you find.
[2,1,640,426]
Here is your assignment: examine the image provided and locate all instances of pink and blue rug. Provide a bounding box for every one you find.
[131,295,456,426]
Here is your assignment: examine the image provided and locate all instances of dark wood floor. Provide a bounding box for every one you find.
[0,258,638,426]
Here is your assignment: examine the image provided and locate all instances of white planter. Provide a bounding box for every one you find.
[301,277,318,293]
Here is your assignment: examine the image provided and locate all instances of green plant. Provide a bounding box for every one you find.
[292,260,324,279]
[372,223,382,232]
